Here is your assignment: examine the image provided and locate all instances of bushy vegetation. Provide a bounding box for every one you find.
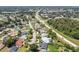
[47,29,57,39]
[47,18,79,40]
[29,44,39,52]
[6,36,15,47]
[72,32,79,39]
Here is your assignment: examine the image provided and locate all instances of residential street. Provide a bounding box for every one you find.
[28,20,36,44]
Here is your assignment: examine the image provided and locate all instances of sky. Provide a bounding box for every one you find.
[0,0,79,6]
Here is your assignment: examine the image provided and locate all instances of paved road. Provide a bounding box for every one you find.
[28,20,36,44]
[35,10,78,48]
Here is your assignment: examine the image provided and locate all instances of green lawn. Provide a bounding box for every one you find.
[48,44,58,52]
[17,46,27,52]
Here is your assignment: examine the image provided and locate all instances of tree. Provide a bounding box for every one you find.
[6,36,15,47]
[47,18,79,40]
[29,44,39,52]
[72,32,79,39]
[48,29,57,39]
[27,34,33,40]
[29,28,33,34]
[18,30,21,36]
[64,44,76,52]
[36,33,41,39]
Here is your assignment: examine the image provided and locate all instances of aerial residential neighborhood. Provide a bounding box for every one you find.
[0,6,79,52]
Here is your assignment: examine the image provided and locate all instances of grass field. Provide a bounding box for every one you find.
[17,46,27,52]
[48,44,58,52]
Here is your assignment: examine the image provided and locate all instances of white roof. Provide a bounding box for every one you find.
[20,35,26,39]
[41,33,48,37]
[41,37,51,43]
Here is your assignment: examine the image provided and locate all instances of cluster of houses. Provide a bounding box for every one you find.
[30,18,53,52]
[0,24,52,52]
[0,13,53,52]
[0,28,28,52]
[38,29,52,52]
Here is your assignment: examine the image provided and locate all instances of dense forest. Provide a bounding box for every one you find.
[47,18,79,40]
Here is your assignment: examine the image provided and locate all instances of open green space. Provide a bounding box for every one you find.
[44,20,79,46]
[17,46,27,52]
[48,44,59,52]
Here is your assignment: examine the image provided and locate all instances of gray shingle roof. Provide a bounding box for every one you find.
[9,46,18,52]
[39,42,48,49]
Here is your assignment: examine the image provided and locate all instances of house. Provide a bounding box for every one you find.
[19,35,27,40]
[15,38,24,48]
[3,36,8,45]
[40,29,46,33]
[18,32,28,40]
[41,37,51,43]
[10,29,18,36]
[38,36,52,51]
[38,41,48,52]
[21,32,27,36]
[39,41,48,49]
[41,33,48,37]
[9,46,18,52]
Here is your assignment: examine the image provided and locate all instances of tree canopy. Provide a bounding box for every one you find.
[47,18,79,40]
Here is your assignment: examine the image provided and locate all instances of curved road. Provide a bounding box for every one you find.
[35,10,78,48]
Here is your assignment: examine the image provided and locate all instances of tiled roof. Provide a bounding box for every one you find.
[16,39,24,47]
